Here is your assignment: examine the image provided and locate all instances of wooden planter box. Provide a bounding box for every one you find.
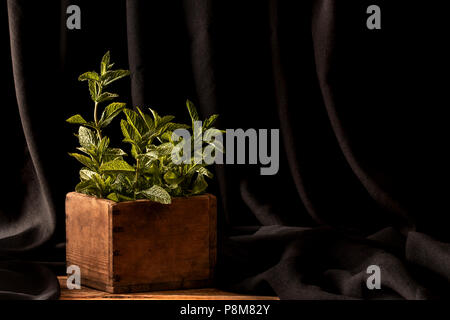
[65,192,217,293]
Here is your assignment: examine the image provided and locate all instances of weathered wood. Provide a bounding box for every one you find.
[66,192,217,293]
[58,276,279,300]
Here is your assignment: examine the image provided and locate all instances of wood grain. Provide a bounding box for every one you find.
[59,276,279,300]
[66,192,217,293]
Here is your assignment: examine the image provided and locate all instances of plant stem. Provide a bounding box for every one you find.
[94,82,102,139]
[133,158,140,199]
[135,158,140,184]
[94,102,102,139]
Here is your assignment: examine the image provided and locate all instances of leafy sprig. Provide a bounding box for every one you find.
[67,51,129,139]
[66,52,223,204]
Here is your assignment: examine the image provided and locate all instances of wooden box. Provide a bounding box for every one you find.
[65,192,217,293]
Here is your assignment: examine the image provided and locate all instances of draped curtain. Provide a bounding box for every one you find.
[1,0,449,299]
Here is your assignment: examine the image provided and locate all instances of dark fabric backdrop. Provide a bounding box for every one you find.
[1,0,449,299]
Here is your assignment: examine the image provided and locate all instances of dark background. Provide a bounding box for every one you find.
[1,0,449,299]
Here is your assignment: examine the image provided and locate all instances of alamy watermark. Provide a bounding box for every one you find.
[67,5,381,31]
[66,5,81,30]
[171,121,279,176]
[66,265,81,290]
[367,5,381,30]
[366,265,381,290]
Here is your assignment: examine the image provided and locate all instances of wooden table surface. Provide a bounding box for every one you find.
[58,276,279,300]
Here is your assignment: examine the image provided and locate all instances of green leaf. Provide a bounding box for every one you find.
[186,99,199,127]
[100,159,135,174]
[99,102,126,128]
[101,70,130,86]
[123,109,146,136]
[186,163,202,175]
[159,115,176,127]
[76,146,96,158]
[75,179,101,197]
[203,114,219,130]
[149,108,161,128]
[69,153,96,170]
[146,143,174,158]
[106,193,119,202]
[197,167,213,179]
[103,148,127,158]
[67,116,97,130]
[147,163,160,177]
[100,51,110,75]
[134,153,152,169]
[121,120,142,151]
[88,80,97,101]
[165,123,191,132]
[97,136,110,154]
[136,107,155,131]
[138,185,172,204]
[96,92,119,103]
[163,171,184,186]
[79,169,98,181]
[106,192,134,202]
[78,71,100,82]
[160,131,173,142]
[120,119,133,140]
[78,126,98,148]
[110,174,133,193]
[191,174,208,195]
[130,145,140,158]
[158,143,174,156]
[66,114,87,125]
[90,172,106,193]
[75,179,91,192]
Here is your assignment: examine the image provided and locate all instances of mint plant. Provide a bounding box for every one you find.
[66,52,223,204]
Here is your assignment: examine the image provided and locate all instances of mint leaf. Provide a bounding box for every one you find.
[99,102,126,128]
[104,148,127,157]
[203,114,219,130]
[197,166,213,179]
[88,80,97,101]
[100,51,111,75]
[66,114,87,125]
[78,71,100,82]
[138,185,172,204]
[106,192,134,202]
[69,153,97,170]
[78,126,98,149]
[124,108,146,136]
[75,180,100,196]
[191,174,207,195]
[165,123,190,132]
[148,108,161,128]
[100,159,135,173]
[186,99,199,128]
[79,169,98,181]
[163,171,184,186]
[137,107,155,130]
[96,92,119,103]
[120,119,143,149]
[106,192,119,202]
[101,70,130,86]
